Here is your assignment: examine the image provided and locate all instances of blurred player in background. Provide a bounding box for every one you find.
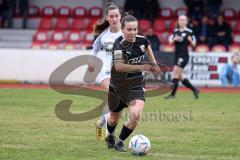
[89,3,122,141]
[105,15,160,152]
[220,53,240,87]
[165,15,199,99]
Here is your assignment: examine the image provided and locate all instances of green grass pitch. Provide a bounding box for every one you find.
[0,88,240,160]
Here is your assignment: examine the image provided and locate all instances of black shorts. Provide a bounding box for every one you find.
[108,84,145,112]
[175,56,189,68]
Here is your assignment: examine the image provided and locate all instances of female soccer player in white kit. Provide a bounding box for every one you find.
[89,3,122,141]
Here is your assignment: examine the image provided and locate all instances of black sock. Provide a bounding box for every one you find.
[182,78,196,92]
[107,121,117,135]
[118,125,134,141]
[170,79,179,96]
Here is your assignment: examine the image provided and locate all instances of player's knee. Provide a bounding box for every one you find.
[130,112,141,124]
[109,113,120,125]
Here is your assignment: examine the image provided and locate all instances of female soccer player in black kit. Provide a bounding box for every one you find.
[105,15,160,152]
[165,15,199,99]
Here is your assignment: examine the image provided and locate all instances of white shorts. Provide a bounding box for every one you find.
[95,50,112,84]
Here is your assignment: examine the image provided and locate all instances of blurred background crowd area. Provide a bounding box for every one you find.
[0,0,240,53]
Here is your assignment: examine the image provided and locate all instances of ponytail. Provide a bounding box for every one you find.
[93,2,119,34]
[94,20,110,34]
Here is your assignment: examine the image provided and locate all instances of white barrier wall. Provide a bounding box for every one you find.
[0,49,92,84]
[0,49,239,87]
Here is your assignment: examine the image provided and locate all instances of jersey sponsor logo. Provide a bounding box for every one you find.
[103,42,114,52]
[177,57,184,65]
[105,48,113,52]
[128,55,145,64]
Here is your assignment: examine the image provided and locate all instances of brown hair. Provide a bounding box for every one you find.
[94,3,119,34]
[176,15,187,29]
[121,14,137,28]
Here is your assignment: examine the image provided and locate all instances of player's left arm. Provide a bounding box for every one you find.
[145,45,161,75]
[187,31,196,47]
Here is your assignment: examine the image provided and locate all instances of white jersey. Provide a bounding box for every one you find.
[91,27,122,83]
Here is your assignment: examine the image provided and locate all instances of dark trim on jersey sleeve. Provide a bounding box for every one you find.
[189,31,196,43]
[143,36,150,48]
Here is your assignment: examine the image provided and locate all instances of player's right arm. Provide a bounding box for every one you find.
[88,30,107,72]
[89,28,108,56]
[89,35,101,56]
[169,30,181,44]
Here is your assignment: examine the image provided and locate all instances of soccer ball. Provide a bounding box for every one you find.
[128,135,151,156]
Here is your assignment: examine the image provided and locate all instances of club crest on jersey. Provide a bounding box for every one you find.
[181,33,187,37]
[140,45,145,52]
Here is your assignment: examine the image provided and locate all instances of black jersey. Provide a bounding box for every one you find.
[169,27,196,57]
[110,35,149,89]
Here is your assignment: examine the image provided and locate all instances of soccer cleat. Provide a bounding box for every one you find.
[105,134,115,148]
[194,89,200,99]
[114,139,127,152]
[95,121,104,141]
[164,94,175,99]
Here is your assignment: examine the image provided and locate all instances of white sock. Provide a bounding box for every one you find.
[98,103,110,128]
[98,114,106,128]
[105,113,110,136]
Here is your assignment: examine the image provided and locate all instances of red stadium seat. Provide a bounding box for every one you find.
[42,6,56,17]
[57,6,72,17]
[73,6,88,18]
[47,42,60,49]
[28,5,41,17]
[211,45,226,52]
[82,32,95,47]
[153,19,167,32]
[51,31,65,43]
[64,42,86,50]
[55,18,70,30]
[195,44,210,52]
[38,18,54,30]
[225,19,236,29]
[71,18,89,31]
[175,8,188,18]
[233,33,240,44]
[64,42,76,50]
[67,31,85,43]
[88,7,103,18]
[159,8,173,20]
[168,20,177,32]
[87,18,100,31]
[233,20,240,33]
[222,8,237,20]
[84,32,95,43]
[34,31,49,43]
[229,43,240,52]
[31,42,43,49]
[138,19,152,34]
[161,44,175,52]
